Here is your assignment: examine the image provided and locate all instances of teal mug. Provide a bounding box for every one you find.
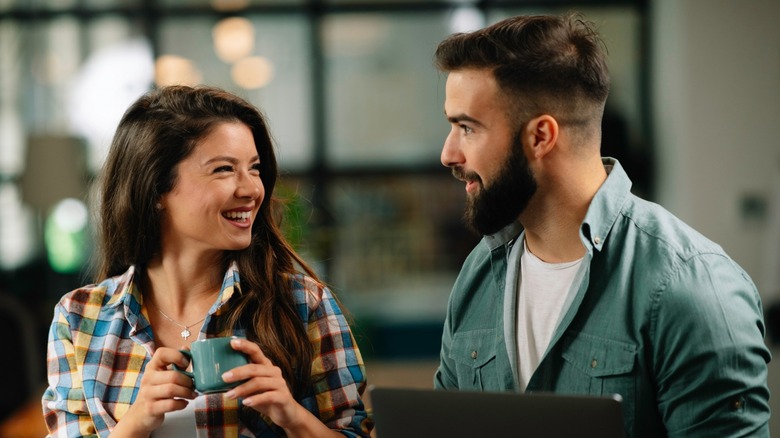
[174,336,249,393]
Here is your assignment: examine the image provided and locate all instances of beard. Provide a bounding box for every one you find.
[455,133,537,235]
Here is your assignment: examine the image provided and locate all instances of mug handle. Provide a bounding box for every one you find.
[173,349,194,379]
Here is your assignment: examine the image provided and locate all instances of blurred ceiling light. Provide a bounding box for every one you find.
[448,6,485,34]
[323,15,389,57]
[231,56,274,90]
[211,0,250,12]
[155,55,203,87]
[68,38,154,172]
[213,17,255,63]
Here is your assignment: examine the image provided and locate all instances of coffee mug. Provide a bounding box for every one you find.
[174,336,249,393]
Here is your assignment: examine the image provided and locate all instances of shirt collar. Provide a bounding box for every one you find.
[212,261,241,316]
[580,157,633,252]
[104,261,243,317]
[484,221,524,250]
[104,265,139,309]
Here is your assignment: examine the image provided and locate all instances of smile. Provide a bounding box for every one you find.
[222,211,251,223]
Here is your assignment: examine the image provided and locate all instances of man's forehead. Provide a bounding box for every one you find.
[444,69,506,123]
[445,68,497,90]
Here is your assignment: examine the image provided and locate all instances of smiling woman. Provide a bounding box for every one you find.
[159,122,264,253]
[41,85,373,438]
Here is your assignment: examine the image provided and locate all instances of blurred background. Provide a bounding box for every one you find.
[0,0,778,436]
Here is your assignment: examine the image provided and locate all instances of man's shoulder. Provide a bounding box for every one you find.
[461,237,492,266]
[617,195,725,260]
[456,235,506,278]
[448,235,512,308]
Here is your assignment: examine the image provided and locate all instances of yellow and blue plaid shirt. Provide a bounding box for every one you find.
[42,263,373,437]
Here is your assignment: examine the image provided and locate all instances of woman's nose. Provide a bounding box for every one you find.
[237,173,263,199]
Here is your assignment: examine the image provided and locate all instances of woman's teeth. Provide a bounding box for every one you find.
[223,211,250,222]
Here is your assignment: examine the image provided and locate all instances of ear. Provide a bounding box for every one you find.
[523,115,559,159]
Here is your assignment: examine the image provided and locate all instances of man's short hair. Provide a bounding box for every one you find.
[434,14,610,131]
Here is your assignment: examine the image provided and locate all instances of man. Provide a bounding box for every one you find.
[433,14,770,437]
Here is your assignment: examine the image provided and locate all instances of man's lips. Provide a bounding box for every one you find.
[452,167,480,193]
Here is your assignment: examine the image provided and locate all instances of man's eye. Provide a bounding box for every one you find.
[461,125,473,134]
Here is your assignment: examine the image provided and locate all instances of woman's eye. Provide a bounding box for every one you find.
[250,163,262,174]
[214,165,234,173]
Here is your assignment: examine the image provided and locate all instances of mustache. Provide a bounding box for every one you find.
[451,166,481,184]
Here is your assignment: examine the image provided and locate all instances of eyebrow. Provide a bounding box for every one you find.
[204,155,260,165]
[445,112,485,128]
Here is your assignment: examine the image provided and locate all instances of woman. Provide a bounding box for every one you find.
[42,85,373,437]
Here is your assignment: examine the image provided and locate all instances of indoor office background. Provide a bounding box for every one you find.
[0,0,778,436]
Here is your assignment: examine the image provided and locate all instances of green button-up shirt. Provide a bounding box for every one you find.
[435,159,770,437]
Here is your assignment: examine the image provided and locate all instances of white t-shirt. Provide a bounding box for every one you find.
[516,239,584,391]
[151,395,201,437]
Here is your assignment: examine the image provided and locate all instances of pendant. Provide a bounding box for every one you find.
[181,329,191,340]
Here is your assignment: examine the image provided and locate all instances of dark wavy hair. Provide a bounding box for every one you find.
[96,85,315,397]
[435,13,611,136]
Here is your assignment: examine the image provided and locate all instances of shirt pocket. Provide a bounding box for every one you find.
[560,333,637,418]
[449,329,499,390]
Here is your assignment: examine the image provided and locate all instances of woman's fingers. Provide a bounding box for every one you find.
[224,376,280,399]
[223,360,282,380]
[142,366,195,389]
[149,382,198,400]
[220,340,303,430]
[153,398,191,415]
[230,337,272,366]
[120,351,196,433]
[148,346,191,370]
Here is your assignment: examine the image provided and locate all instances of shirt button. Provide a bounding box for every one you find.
[590,359,598,368]
[594,236,602,245]
[731,398,744,410]
[471,350,478,360]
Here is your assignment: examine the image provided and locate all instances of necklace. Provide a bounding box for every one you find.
[154,305,207,340]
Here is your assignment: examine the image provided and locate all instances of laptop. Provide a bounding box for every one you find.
[368,386,625,438]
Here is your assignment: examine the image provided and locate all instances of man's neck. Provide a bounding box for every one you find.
[520,158,607,263]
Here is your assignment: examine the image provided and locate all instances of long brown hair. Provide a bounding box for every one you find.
[96,85,315,396]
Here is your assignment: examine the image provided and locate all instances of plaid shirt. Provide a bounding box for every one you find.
[42,263,373,437]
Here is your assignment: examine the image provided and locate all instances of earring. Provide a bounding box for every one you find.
[155,202,163,210]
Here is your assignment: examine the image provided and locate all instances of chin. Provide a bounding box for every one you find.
[220,239,252,251]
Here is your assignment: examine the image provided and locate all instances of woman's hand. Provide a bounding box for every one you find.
[112,347,197,437]
[222,338,305,428]
[223,339,343,437]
